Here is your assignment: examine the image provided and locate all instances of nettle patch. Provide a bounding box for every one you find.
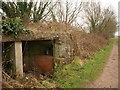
[2,17,30,38]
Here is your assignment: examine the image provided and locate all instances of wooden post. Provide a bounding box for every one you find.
[14,42,23,78]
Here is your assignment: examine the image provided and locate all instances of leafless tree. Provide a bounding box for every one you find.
[50,0,83,25]
[1,0,56,23]
[82,2,117,38]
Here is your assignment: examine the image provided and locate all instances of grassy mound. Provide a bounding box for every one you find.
[54,42,113,88]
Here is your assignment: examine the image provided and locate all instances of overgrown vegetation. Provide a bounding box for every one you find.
[2,17,30,38]
[1,0,117,39]
[53,41,113,88]
[1,0,117,88]
[2,40,113,88]
[2,71,58,88]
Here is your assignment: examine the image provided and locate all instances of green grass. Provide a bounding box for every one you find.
[118,37,120,53]
[114,36,120,53]
[53,42,113,88]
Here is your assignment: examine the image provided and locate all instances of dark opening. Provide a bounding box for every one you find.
[2,42,15,77]
[22,40,54,74]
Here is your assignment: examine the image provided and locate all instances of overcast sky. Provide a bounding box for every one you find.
[71,0,119,16]
[99,0,119,16]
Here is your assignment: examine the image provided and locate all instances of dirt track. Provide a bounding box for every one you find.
[86,42,118,88]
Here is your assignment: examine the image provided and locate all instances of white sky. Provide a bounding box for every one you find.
[72,0,119,18]
[98,0,119,16]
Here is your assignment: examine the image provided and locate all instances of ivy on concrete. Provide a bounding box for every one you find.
[2,17,30,38]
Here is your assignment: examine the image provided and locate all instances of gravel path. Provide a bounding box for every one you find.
[86,42,118,88]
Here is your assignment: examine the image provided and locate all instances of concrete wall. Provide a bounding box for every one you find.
[2,37,74,78]
[14,42,23,78]
[54,36,74,66]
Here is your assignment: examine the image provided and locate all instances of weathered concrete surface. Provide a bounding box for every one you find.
[15,42,23,78]
[86,42,118,88]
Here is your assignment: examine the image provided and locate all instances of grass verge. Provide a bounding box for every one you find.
[118,37,120,53]
[53,42,113,88]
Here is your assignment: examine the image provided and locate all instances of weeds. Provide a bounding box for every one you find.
[54,42,113,88]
